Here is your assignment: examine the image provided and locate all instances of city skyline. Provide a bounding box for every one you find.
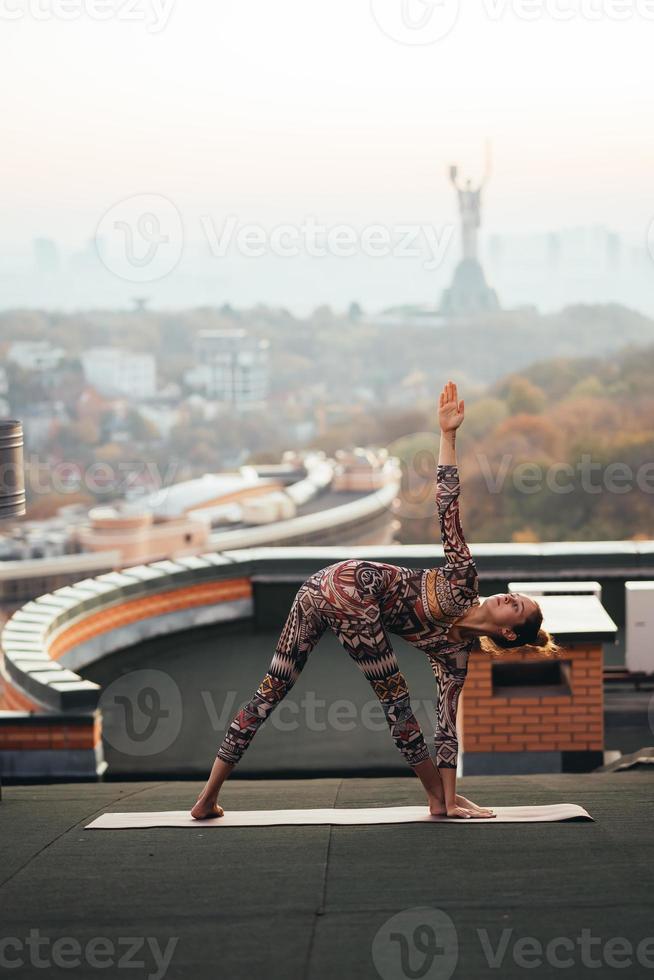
[1,1,653,314]
[2,221,652,317]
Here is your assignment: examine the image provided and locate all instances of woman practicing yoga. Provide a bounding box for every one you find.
[191,380,559,820]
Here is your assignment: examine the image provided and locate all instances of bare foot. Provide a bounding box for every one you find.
[190,798,224,820]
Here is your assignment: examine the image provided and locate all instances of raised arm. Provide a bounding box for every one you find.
[437,381,472,566]
[436,463,473,567]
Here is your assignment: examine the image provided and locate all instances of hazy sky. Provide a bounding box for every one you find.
[2,0,654,309]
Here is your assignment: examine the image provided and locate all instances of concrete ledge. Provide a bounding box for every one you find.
[0,555,253,712]
[463,750,563,775]
[0,748,100,779]
[463,750,604,775]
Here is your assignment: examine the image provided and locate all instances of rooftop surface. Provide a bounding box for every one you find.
[1,772,652,979]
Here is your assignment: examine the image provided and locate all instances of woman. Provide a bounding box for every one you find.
[191,380,560,820]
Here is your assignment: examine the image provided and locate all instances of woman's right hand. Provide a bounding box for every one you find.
[438,380,464,433]
[445,804,492,819]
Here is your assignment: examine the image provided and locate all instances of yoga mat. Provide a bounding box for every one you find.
[85,802,593,829]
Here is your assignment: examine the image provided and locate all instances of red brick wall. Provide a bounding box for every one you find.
[460,643,603,754]
[0,722,97,751]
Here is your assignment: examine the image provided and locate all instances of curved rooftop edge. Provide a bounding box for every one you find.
[0,540,638,719]
[206,478,399,549]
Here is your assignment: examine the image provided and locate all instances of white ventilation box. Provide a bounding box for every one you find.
[508,581,602,600]
[625,581,654,674]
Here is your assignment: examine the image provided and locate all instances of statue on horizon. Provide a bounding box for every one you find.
[439,142,500,317]
[448,156,490,262]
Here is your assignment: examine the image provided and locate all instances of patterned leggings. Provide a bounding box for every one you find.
[216,566,431,768]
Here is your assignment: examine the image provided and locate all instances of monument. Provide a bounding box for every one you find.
[439,148,500,316]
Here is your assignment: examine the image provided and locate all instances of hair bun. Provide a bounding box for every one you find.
[534,629,549,647]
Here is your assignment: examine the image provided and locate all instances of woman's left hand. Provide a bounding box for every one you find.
[438,380,464,433]
[455,793,495,817]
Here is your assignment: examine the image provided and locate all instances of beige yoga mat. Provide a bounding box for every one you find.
[85,803,593,829]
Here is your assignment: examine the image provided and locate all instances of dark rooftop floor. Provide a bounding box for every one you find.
[1,772,653,979]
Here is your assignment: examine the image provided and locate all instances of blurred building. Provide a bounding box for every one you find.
[331,448,396,491]
[76,506,210,565]
[185,329,269,409]
[21,401,69,450]
[33,237,60,275]
[486,225,622,278]
[7,340,66,372]
[0,366,9,417]
[81,347,157,399]
[366,305,446,328]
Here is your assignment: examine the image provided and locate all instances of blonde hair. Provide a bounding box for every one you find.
[477,629,564,659]
[475,599,564,659]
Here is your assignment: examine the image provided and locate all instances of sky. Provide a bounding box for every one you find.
[2,0,654,312]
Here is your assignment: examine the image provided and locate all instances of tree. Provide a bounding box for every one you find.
[505,377,546,415]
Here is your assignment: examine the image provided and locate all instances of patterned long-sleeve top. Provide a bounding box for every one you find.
[319,463,479,768]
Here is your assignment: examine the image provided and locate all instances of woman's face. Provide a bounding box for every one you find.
[485,592,540,633]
